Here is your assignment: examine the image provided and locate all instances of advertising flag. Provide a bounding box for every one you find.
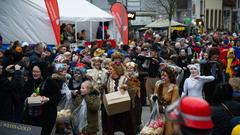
[111,3,128,44]
[45,0,60,46]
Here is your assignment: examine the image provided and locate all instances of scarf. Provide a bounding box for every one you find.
[226,58,233,78]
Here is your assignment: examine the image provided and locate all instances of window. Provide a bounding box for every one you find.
[238,0,240,8]
[215,10,218,29]
[219,10,222,28]
[210,10,213,29]
[206,9,209,29]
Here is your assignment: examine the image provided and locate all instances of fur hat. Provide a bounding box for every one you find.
[125,61,137,69]
[188,64,200,75]
[91,56,103,62]
[91,56,103,68]
[111,51,123,61]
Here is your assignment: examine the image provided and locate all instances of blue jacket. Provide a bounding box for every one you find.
[234,46,240,60]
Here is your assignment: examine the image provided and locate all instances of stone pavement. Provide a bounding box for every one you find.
[52,106,151,135]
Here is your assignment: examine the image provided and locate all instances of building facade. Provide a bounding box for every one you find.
[204,0,223,30]
[234,0,240,31]
[176,0,224,32]
[222,0,237,32]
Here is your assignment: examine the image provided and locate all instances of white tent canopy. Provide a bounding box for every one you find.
[58,0,113,22]
[0,0,114,44]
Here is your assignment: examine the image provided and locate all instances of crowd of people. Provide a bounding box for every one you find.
[0,29,240,135]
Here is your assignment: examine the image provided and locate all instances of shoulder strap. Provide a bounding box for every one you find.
[40,77,49,91]
[221,103,234,117]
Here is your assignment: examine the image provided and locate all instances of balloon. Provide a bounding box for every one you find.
[185,17,192,23]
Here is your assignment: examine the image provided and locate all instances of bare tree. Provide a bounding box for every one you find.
[158,0,177,39]
[143,0,177,39]
[142,0,166,15]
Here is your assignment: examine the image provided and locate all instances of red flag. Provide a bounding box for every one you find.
[45,0,60,46]
[111,3,128,45]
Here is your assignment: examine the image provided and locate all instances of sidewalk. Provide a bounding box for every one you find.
[52,106,151,135]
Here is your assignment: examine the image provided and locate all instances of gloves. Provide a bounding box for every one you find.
[152,95,158,102]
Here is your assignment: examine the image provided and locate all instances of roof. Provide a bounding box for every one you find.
[145,19,185,28]
[131,16,154,26]
[0,0,114,45]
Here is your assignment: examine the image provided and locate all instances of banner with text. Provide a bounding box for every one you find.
[0,120,42,135]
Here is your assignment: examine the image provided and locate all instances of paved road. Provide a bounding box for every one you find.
[52,106,151,135]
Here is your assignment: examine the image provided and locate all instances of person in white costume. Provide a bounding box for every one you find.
[181,64,215,98]
[86,57,108,91]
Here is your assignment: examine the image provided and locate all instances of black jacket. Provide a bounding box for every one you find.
[0,70,22,121]
[211,100,240,135]
[23,77,62,135]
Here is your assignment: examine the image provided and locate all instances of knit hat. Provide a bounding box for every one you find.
[223,39,229,45]
[54,63,65,72]
[15,46,22,53]
[231,117,240,130]
[21,42,29,47]
[231,124,240,135]
[54,54,66,63]
[91,56,103,68]
[122,44,130,51]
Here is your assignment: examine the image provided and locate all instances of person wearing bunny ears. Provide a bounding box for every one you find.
[181,64,215,98]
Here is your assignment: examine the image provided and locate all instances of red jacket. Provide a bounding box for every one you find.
[219,46,231,61]
[222,57,240,77]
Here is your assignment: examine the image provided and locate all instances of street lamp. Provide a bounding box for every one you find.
[199,21,202,25]
[192,20,196,25]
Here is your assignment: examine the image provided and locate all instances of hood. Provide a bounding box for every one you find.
[227,48,235,58]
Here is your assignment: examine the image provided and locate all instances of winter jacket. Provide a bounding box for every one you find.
[23,77,62,135]
[211,100,240,135]
[234,46,240,60]
[73,89,100,133]
[0,70,22,121]
[222,57,240,78]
